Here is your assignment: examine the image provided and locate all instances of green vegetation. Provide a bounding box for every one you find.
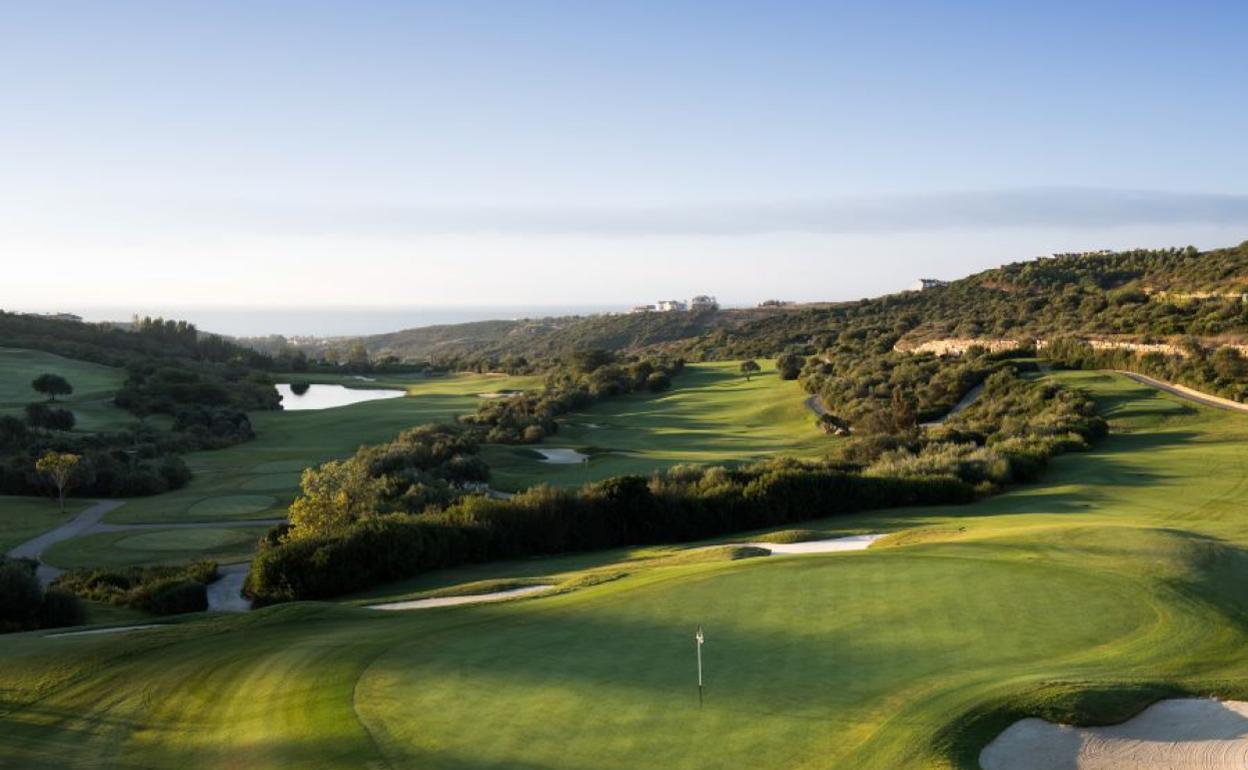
[0,347,132,432]
[0,558,84,632]
[482,361,828,490]
[10,372,1248,767]
[103,371,540,525]
[248,364,1096,603]
[52,561,217,615]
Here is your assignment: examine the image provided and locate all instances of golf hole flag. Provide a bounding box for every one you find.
[695,625,705,706]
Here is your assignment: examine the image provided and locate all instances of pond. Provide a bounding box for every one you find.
[276,383,406,411]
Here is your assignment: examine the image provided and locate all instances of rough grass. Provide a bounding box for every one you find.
[481,360,831,491]
[9,372,1248,768]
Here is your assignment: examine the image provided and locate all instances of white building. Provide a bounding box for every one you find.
[910,279,948,291]
[656,299,688,312]
[630,304,656,313]
[690,295,719,310]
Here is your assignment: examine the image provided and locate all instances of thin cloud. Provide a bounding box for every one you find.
[250,188,1248,238]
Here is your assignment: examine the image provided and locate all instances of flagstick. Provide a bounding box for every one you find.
[696,625,704,708]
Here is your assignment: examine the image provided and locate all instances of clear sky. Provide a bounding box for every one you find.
[5,1,1248,321]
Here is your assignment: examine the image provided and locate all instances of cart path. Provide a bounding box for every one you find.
[6,499,282,586]
[1117,370,1248,413]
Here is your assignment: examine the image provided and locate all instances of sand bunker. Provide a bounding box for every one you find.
[369,584,553,611]
[744,534,883,554]
[980,698,1248,770]
[535,448,589,464]
[48,624,167,638]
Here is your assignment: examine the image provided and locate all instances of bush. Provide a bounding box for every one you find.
[52,561,217,615]
[130,579,208,614]
[248,461,975,605]
[0,558,85,633]
[24,402,76,430]
[39,589,87,628]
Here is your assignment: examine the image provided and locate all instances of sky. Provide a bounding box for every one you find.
[4,1,1248,332]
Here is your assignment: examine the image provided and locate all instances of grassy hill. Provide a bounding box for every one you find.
[6,371,1248,768]
[0,347,138,432]
[482,360,830,491]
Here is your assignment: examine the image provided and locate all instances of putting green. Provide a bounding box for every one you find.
[41,526,271,569]
[186,495,277,518]
[11,371,1248,769]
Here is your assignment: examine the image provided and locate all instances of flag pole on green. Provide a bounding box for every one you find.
[695,625,705,707]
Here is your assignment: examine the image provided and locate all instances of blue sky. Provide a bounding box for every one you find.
[4,1,1248,316]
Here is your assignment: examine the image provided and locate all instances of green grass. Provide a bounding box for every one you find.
[40,525,275,569]
[105,371,540,525]
[482,360,831,491]
[0,496,90,553]
[0,347,138,432]
[10,371,1248,768]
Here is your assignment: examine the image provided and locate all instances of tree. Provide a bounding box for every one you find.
[35,451,81,514]
[740,360,761,381]
[776,353,805,380]
[31,373,72,402]
[287,459,387,539]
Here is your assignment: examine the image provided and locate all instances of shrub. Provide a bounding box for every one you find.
[130,579,208,614]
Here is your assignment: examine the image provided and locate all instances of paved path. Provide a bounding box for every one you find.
[920,382,985,428]
[7,501,280,606]
[1117,370,1248,414]
[7,499,125,585]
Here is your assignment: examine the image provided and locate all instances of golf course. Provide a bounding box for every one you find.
[5,369,1248,768]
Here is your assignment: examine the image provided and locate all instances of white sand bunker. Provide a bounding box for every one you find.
[744,534,883,554]
[47,624,166,638]
[535,448,588,464]
[980,698,1248,770]
[369,584,553,611]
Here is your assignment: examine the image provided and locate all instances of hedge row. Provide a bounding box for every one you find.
[245,466,972,604]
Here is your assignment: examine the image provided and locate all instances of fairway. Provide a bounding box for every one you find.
[104,371,540,525]
[0,347,136,432]
[7,371,1248,767]
[482,360,831,491]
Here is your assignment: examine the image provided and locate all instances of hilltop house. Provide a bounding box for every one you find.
[656,299,688,312]
[911,279,948,291]
[630,304,656,313]
[690,295,719,310]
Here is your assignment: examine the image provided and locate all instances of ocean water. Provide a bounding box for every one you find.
[57,305,622,338]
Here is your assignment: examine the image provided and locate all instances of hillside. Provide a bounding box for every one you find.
[237,241,1248,367]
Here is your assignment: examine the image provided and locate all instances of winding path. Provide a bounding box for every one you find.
[6,500,276,611]
[1117,370,1248,414]
[920,383,985,429]
[7,499,124,585]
